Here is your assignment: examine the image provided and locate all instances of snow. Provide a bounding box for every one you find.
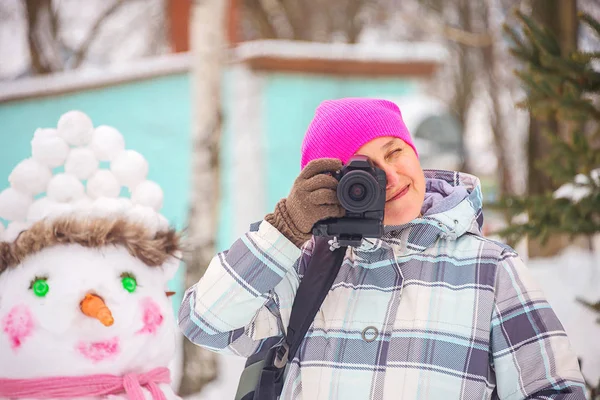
[27,197,66,222]
[46,173,86,203]
[91,125,126,162]
[234,40,449,64]
[131,180,164,211]
[86,170,121,199]
[126,205,164,237]
[0,52,191,103]
[9,158,52,196]
[31,129,70,168]
[0,187,32,221]
[3,221,33,242]
[528,245,600,384]
[110,150,149,189]
[57,110,95,147]
[64,148,99,180]
[183,355,246,400]
[0,110,169,241]
[554,169,600,203]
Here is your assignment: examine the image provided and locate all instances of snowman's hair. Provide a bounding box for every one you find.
[0,216,181,273]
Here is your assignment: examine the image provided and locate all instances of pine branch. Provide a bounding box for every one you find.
[499,7,600,246]
[571,51,600,63]
[503,23,529,54]
[516,10,561,56]
[579,11,600,39]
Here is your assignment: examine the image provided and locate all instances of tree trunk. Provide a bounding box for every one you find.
[24,0,62,74]
[480,1,515,199]
[178,0,226,395]
[527,0,578,257]
[451,0,475,173]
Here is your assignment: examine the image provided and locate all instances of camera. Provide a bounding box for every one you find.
[312,155,387,247]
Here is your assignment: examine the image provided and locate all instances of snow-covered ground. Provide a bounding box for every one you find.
[183,245,600,399]
[184,355,246,400]
[528,246,600,384]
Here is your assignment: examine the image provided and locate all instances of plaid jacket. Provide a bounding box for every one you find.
[179,170,586,399]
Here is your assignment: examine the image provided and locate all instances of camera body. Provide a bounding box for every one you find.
[312,155,387,247]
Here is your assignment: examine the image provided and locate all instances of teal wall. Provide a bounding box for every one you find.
[0,74,192,311]
[263,74,417,211]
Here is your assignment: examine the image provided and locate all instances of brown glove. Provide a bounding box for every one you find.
[265,158,345,248]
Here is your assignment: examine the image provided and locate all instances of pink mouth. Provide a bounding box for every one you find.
[387,185,410,202]
[76,337,120,362]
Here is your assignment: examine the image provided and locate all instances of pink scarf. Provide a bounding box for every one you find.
[0,367,171,399]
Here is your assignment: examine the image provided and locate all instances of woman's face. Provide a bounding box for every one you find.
[355,137,425,225]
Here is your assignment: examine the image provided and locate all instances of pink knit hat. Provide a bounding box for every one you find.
[300,98,417,169]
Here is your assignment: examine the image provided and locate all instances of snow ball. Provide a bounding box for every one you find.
[118,198,133,212]
[57,110,94,147]
[27,197,54,222]
[110,150,149,189]
[31,128,70,168]
[0,222,5,240]
[64,148,99,180]
[90,125,125,161]
[87,170,121,199]
[33,127,57,140]
[72,195,93,211]
[0,188,33,221]
[46,173,85,203]
[131,180,163,211]
[3,221,33,243]
[26,197,73,222]
[127,205,160,237]
[90,197,128,216]
[157,213,170,231]
[9,158,52,196]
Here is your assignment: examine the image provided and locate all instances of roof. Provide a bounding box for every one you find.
[234,40,448,77]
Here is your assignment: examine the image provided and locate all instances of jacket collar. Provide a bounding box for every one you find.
[355,170,484,255]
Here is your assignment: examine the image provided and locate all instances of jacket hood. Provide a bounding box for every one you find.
[357,170,484,254]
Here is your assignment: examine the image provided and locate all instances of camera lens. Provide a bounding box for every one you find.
[337,170,379,213]
[349,183,366,201]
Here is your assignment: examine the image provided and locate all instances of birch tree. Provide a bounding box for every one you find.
[179,0,226,395]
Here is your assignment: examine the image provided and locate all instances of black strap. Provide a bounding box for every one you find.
[249,237,347,400]
[274,237,347,367]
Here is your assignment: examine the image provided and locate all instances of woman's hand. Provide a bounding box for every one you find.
[265,158,345,248]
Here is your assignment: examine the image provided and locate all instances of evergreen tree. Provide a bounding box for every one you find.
[500,10,600,246]
[501,11,600,397]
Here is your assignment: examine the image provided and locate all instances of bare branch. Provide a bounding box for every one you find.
[24,0,63,74]
[279,0,311,40]
[441,25,493,47]
[396,1,493,48]
[71,0,127,68]
[344,0,364,43]
[242,0,278,39]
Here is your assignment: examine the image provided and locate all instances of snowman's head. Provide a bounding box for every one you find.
[0,216,181,378]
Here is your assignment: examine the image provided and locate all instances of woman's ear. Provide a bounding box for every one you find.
[161,250,182,282]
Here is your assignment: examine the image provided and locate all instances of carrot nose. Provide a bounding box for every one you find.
[80,293,114,327]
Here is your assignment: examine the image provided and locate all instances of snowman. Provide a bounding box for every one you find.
[0,111,182,399]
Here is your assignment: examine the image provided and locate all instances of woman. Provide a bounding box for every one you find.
[178,98,585,399]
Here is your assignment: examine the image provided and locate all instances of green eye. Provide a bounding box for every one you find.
[120,273,137,293]
[29,277,49,297]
